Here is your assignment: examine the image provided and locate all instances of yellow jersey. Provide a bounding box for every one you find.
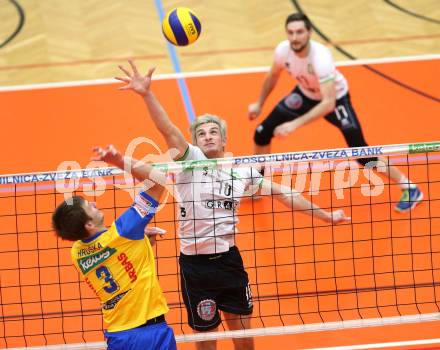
[71,192,169,332]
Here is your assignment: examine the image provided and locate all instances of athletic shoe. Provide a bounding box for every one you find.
[395,187,423,212]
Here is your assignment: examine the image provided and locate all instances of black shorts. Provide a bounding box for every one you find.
[179,246,253,331]
[257,86,369,149]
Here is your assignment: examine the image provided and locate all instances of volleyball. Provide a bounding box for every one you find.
[162,7,201,46]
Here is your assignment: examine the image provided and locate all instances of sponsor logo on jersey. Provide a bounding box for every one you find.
[118,252,138,283]
[197,299,217,321]
[136,194,153,209]
[133,203,148,218]
[204,199,239,210]
[84,277,97,295]
[77,247,117,274]
[230,170,242,181]
[133,194,155,218]
[102,290,129,310]
[183,159,217,172]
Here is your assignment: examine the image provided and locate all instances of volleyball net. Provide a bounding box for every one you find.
[1,141,440,349]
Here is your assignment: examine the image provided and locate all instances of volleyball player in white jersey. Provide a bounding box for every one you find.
[248,12,422,212]
[116,60,350,350]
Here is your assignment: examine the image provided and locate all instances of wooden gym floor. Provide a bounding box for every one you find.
[0,0,439,86]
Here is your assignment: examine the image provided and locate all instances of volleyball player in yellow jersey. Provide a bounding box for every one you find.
[52,145,176,350]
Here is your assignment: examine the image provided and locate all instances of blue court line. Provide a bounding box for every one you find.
[154,0,196,123]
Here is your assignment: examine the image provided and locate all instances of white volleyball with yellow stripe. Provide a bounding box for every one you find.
[162,7,201,46]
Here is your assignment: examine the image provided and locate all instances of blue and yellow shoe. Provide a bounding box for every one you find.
[395,187,423,212]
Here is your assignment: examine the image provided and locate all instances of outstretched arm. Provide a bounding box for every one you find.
[92,145,166,202]
[261,179,350,224]
[116,60,188,159]
[248,61,283,120]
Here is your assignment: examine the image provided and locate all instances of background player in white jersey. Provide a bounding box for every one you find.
[248,12,422,212]
[52,145,176,350]
[116,60,350,350]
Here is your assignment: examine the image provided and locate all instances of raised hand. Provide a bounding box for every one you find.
[145,226,166,246]
[115,60,155,97]
[91,145,123,167]
[274,120,300,138]
[330,209,351,224]
[248,102,262,120]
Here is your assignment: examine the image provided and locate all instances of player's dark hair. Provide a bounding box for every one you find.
[52,196,91,241]
[285,13,312,30]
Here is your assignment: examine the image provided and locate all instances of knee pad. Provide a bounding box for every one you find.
[357,157,379,167]
[254,124,273,146]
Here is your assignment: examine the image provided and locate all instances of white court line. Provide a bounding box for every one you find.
[305,337,440,350]
[7,338,440,350]
[0,54,438,92]
[7,314,440,349]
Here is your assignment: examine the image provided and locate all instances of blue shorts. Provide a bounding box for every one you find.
[104,321,176,350]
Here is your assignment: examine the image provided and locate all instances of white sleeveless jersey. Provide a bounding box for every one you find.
[274,40,348,100]
[175,144,263,255]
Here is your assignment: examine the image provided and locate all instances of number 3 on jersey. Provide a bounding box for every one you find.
[96,265,119,294]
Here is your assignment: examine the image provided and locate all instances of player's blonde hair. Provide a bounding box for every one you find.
[190,114,227,144]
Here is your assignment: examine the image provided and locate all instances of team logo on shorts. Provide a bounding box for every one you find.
[284,93,303,110]
[197,299,217,321]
